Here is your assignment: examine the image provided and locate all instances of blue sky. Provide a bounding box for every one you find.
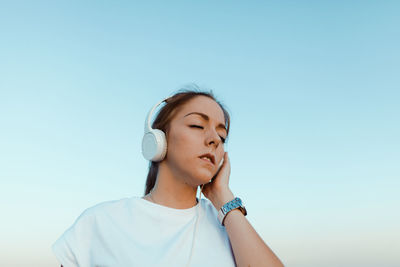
[1,1,399,266]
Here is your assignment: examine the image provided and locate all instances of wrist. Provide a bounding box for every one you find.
[211,189,235,211]
[217,196,247,226]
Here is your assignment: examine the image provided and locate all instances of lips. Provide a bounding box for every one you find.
[199,153,215,165]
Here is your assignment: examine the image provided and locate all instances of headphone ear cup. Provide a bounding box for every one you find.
[142,129,167,162]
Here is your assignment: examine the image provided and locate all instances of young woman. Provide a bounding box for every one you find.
[52,88,284,267]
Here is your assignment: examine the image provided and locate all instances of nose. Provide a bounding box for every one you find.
[205,129,222,148]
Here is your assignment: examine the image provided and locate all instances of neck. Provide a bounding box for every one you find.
[147,162,199,209]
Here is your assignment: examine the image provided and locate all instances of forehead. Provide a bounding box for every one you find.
[177,96,225,123]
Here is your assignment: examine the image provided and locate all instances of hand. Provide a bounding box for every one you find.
[201,152,235,210]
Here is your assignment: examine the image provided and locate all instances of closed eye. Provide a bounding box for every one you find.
[189,125,204,129]
[190,125,226,144]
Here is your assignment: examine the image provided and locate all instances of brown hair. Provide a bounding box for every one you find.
[143,85,231,195]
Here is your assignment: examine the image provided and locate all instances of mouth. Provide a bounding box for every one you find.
[198,153,215,165]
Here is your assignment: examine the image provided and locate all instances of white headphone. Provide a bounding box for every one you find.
[141,98,169,162]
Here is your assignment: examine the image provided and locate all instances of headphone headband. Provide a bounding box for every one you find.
[144,98,168,133]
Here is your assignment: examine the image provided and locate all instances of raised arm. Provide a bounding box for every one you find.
[203,152,284,267]
[212,189,284,267]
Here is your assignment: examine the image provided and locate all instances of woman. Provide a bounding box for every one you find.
[52,88,284,267]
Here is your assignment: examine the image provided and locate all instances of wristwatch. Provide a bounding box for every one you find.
[217,197,247,226]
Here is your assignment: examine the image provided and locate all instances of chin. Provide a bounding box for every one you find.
[181,161,215,184]
[194,170,214,183]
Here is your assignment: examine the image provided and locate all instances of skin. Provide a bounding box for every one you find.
[142,95,229,209]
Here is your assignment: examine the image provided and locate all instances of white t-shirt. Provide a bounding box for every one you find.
[52,196,236,267]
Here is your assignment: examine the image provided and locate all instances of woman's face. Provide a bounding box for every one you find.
[165,96,227,186]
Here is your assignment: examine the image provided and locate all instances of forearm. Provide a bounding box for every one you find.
[212,189,284,267]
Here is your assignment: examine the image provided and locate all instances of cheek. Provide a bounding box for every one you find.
[168,135,208,177]
[168,131,195,160]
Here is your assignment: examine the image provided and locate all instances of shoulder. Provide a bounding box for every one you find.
[75,196,134,223]
[82,197,132,215]
[52,196,136,266]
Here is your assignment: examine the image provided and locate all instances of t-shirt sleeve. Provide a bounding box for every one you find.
[52,208,96,267]
[52,232,79,267]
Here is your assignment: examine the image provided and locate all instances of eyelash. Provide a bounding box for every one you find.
[189,125,226,143]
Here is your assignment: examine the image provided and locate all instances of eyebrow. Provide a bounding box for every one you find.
[184,112,227,133]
